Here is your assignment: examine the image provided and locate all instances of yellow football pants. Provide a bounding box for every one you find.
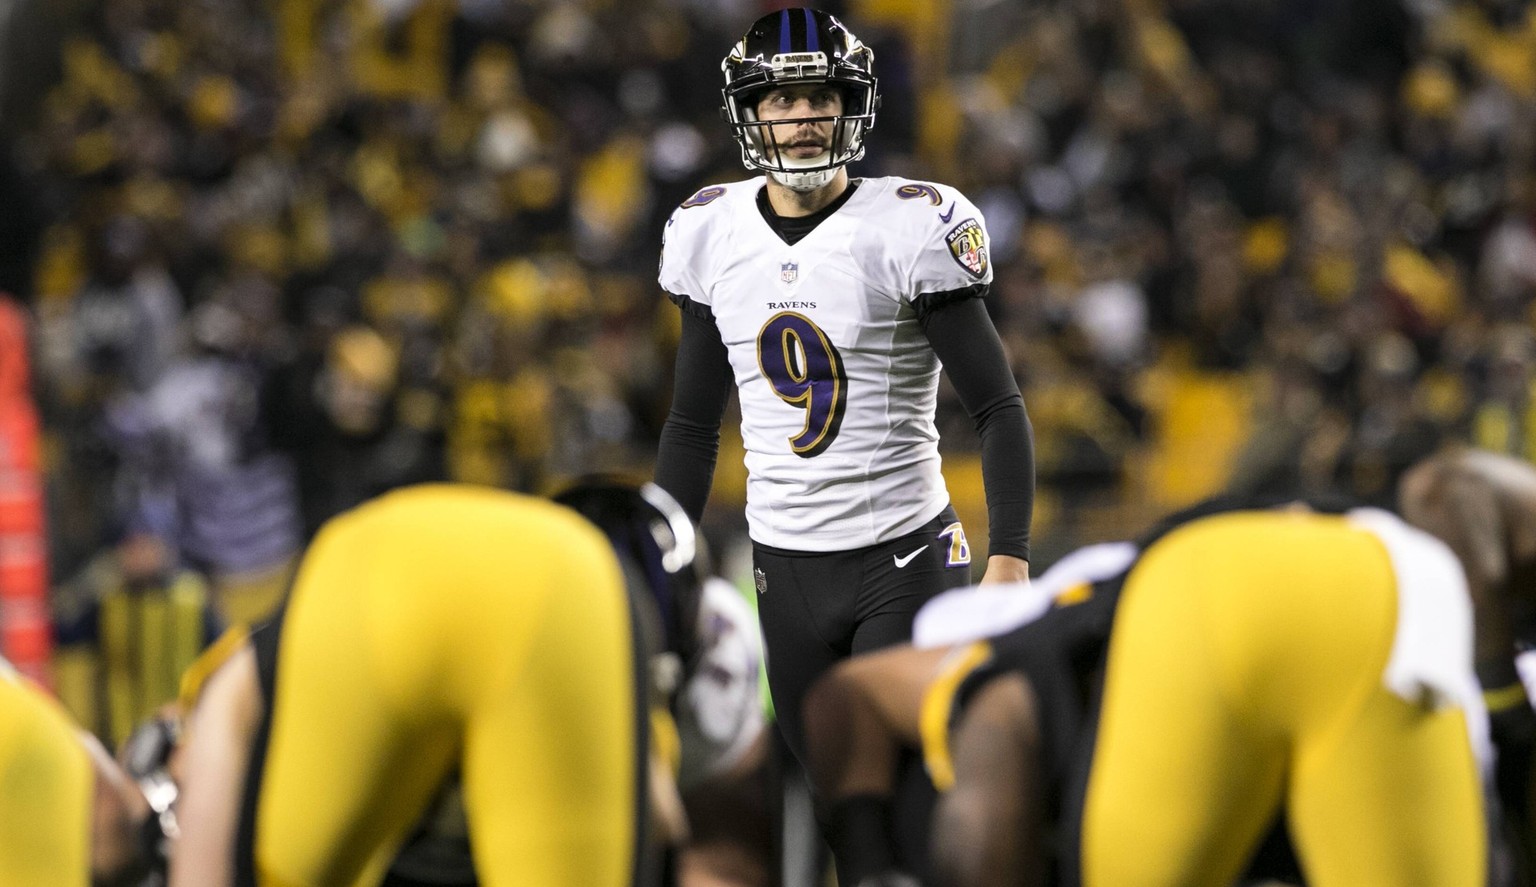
[0,668,93,886]
[255,485,642,887]
[1083,511,1484,887]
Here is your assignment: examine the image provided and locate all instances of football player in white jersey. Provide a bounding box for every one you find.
[653,8,1035,881]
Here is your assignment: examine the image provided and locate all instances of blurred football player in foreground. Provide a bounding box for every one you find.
[0,655,154,886]
[169,479,708,887]
[803,501,1485,886]
[1400,445,1536,879]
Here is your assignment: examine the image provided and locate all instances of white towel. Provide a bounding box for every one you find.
[912,542,1138,649]
[1347,507,1477,712]
[1347,508,1491,779]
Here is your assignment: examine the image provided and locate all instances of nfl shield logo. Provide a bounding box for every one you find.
[780,261,798,284]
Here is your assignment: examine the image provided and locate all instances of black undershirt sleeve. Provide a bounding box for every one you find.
[654,295,734,523]
[918,290,1034,562]
[234,607,285,887]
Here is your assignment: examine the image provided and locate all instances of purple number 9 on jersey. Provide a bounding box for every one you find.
[756,312,848,458]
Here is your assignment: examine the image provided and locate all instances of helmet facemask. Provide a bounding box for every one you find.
[721,10,879,192]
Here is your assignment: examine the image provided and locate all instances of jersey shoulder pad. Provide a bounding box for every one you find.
[669,178,758,221]
[661,180,755,302]
[874,177,976,220]
[662,180,755,259]
[883,176,956,209]
[869,177,992,289]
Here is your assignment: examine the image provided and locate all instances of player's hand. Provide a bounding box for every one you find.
[649,750,690,846]
[978,554,1030,586]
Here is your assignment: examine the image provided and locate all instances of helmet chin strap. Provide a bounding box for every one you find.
[769,166,838,192]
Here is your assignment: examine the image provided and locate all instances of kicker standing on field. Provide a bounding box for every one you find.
[654,7,1035,776]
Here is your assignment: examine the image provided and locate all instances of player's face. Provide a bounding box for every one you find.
[754,84,843,162]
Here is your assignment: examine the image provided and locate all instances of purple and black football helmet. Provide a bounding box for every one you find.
[721,8,879,191]
[553,476,704,671]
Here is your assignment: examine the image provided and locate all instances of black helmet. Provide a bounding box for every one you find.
[721,8,878,190]
[553,477,704,670]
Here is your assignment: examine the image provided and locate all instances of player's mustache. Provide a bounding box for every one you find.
[784,133,828,149]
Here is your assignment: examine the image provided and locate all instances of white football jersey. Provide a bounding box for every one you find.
[676,577,766,789]
[660,176,993,551]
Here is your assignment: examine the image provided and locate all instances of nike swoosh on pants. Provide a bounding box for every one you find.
[893,545,929,568]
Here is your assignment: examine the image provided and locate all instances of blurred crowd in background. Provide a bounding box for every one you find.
[3,0,1536,734]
